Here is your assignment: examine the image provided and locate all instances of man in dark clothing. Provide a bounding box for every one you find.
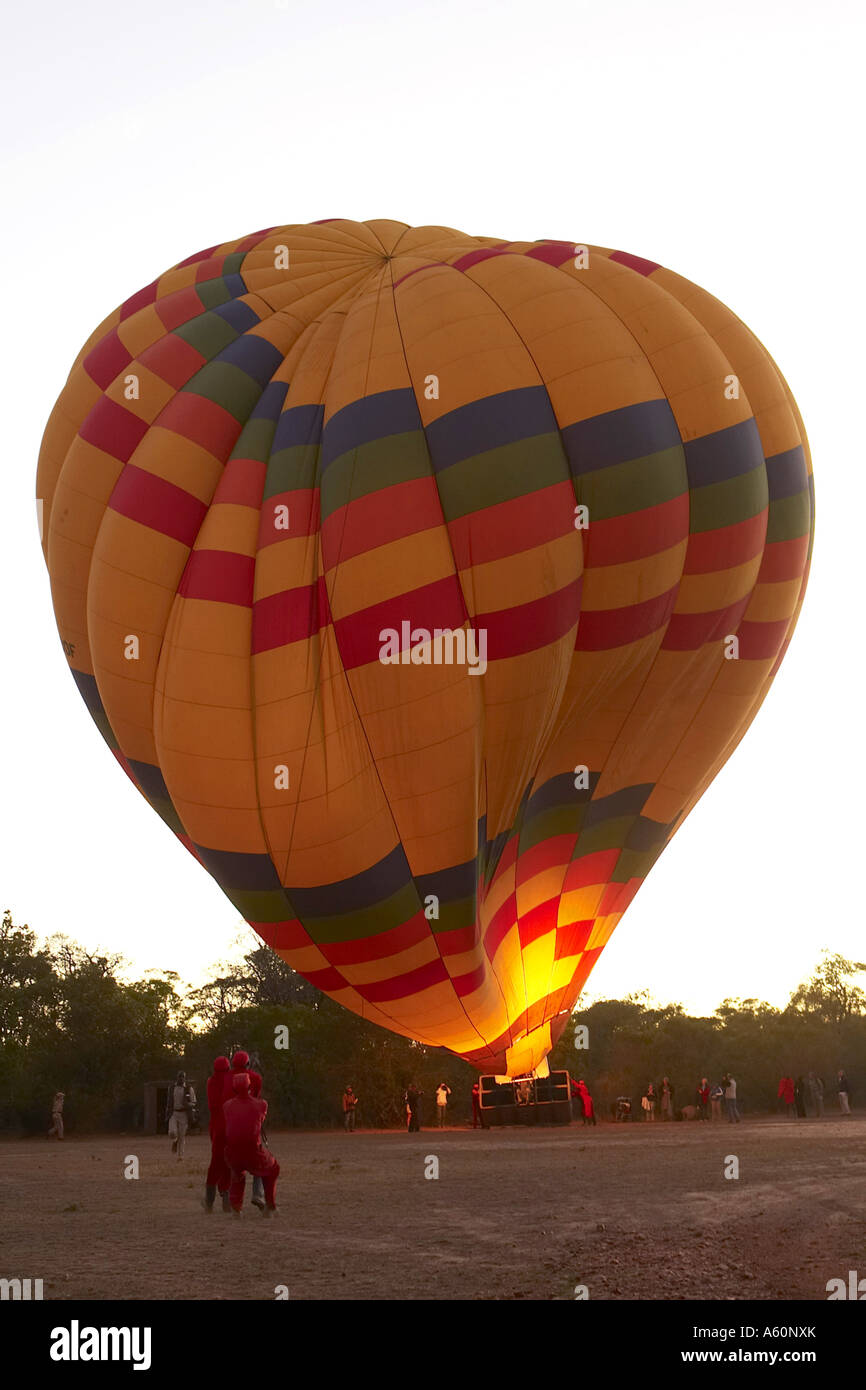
[837,1070,851,1114]
[471,1081,482,1129]
[224,1072,279,1215]
[405,1083,422,1132]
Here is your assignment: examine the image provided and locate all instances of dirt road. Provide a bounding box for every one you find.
[1,1115,863,1300]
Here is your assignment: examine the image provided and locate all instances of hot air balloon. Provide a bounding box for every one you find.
[37,220,813,1077]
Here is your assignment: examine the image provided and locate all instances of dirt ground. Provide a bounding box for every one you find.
[1,1115,863,1301]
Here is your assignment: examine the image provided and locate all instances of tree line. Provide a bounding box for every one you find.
[1,908,863,1132]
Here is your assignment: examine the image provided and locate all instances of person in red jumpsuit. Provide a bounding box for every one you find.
[576,1079,596,1126]
[223,1071,279,1216]
[203,1056,232,1213]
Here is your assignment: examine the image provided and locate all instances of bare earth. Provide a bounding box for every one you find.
[2,1116,863,1301]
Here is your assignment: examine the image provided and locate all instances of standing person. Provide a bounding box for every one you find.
[343,1085,359,1132]
[778,1075,795,1118]
[696,1078,710,1121]
[837,1070,851,1114]
[807,1071,825,1118]
[249,1068,267,1210]
[659,1076,675,1121]
[471,1081,482,1129]
[405,1083,422,1132]
[576,1079,596,1127]
[723,1072,741,1123]
[794,1076,807,1118]
[166,1071,196,1159]
[223,1072,279,1216]
[435,1082,451,1127]
[570,1077,585,1120]
[709,1081,723,1121]
[203,1056,231,1212]
[47,1091,65,1141]
[642,1082,656,1121]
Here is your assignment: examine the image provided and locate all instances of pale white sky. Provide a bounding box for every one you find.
[1,0,862,1013]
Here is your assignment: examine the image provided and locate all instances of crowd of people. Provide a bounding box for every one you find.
[776,1070,851,1118]
[637,1068,854,1123]
[47,1063,856,1150]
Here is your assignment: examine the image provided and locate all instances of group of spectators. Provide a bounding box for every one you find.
[776,1070,851,1118]
[642,1074,742,1123]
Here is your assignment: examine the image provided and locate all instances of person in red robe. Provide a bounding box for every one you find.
[778,1075,796,1118]
[576,1079,596,1126]
[223,1072,280,1215]
[203,1056,231,1213]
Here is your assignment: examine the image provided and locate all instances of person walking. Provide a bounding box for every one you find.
[778,1075,795,1118]
[837,1070,851,1114]
[47,1091,65,1141]
[723,1072,741,1123]
[642,1082,656,1121]
[807,1071,825,1117]
[709,1081,723,1121]
[435,1082,451,1127]
[697,1078,710,1121]
[343,1085,359,1132]
[659,1076,675,1121]
[203,1056,231,1212]
[166,1071,196,1159]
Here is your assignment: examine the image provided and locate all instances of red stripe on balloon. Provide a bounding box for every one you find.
[178,550,256,606]
[156,287,209,332]
[258,488,319,546]
[562,849,620,892]
[213,458,266,509]
[683,510,767,574]
[484,893,517,961]
[757,533,811,582]
[452,962,486,997]
[330,574,467,670]
[435,923,479,956]
[553,919,594,959]
[576,585,678,650]
[120,279,159,320]
[322,913,430,966]
[84,329,132,390]
[158,392,243,459]
[480,578,582,660]
[252,576,332,653]
[736,618,791,660]
[448,482,576,570]
[322,476,444,564]
[524,242,576,267]
[251,919,314,951]
[585,494,689,567]
[139,334,206,391]
[518,897,558,949]
[609,249,662,276]
[662,593,752,651]
[108,464,207,545]
[79,397,149,463]
[355,957,449,1004]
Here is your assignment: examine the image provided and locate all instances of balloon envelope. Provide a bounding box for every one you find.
[37,220,813,1075]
